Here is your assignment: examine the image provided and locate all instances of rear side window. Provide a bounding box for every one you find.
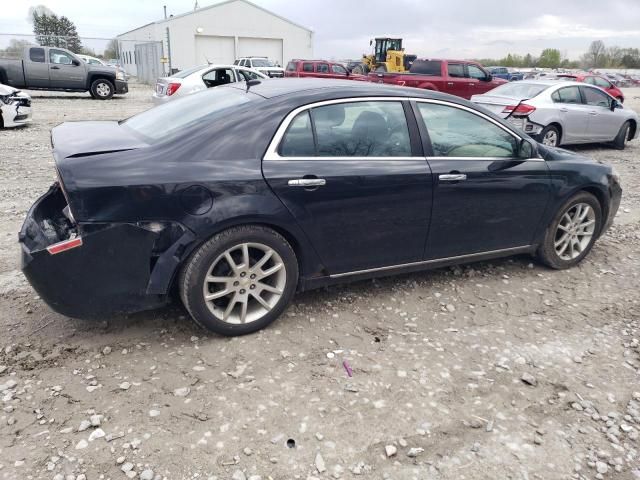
[278,101,412,157]
[286,62,297,71]
[409,60,441,75]
[551,86,582,104]
[417,103,518,158]
[448,63,464,78]
[302,63,314,72]
[317,64,329,73]
[29,47,45,63]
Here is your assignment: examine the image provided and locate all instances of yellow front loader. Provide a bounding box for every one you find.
[354,38,417,74]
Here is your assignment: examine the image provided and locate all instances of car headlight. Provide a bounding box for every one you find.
[116,71,125,81]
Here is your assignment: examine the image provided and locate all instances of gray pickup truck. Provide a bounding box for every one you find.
[0,46,128,100]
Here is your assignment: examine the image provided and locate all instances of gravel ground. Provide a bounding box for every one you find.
[0,84,639,480]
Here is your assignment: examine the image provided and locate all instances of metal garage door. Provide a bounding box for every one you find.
[194,35,235,64]
[237,37,283,65]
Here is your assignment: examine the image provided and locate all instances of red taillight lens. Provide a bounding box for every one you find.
[502,103,536,116]
[166,83,181,96]
[47,237,83,255]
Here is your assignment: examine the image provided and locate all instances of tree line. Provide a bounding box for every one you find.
[476,41,640,70]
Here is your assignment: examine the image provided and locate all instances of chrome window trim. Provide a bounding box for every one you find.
[264,96,416,161]
[263,96,544,162]
[329,245,532,279]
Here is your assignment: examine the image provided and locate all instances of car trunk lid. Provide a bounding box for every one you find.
[51,121,147,160]
[471,94,527,118]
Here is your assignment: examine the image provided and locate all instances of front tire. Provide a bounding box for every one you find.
[537,192,602,270]
[90,79,114,100]
[540,125,561,147]
[612,121,631,150]
[179,226,298,336]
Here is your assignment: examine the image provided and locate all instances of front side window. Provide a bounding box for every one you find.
[29,47,45,63]
[552,86,582,104]
[582,87,611,108]
[202,68,234,87]
[316,64,329,74]
[467,64,488,80]
[49,49,74,65]
[594,76,612,88]
[331,64,347,75]
[448,63,464,78]
[302,63,314,72]
[278,101,411,157]
[417,103,518,158]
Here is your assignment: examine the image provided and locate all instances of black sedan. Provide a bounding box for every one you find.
[19,79,622,335]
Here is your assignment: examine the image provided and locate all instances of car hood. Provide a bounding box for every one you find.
[0,83,22,96]
[537,144,596,163]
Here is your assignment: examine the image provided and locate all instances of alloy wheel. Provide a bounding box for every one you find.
[543,130,558,146]
[202,242,286,324]
[553,203,596,261]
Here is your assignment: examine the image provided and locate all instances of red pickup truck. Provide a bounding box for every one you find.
[369,59,507,99]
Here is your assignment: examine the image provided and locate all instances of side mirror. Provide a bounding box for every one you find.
[519,138,536,158]
[611,100,621,111]
[72,59,80,66]
[486,74,493,81]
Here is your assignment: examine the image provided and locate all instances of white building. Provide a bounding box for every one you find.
[117,0,313,81]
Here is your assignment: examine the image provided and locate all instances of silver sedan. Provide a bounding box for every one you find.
[152,64,268,105]
[471,80,638,149]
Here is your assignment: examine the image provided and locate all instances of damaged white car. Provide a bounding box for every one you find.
[0,83,32,128]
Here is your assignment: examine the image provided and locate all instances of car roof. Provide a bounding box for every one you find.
[228,77,470,102]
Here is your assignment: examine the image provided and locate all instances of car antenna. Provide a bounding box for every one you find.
[204,55,211,65]
[245,79,261,92]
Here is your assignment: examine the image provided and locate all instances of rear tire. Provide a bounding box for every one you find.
[540,125,561,147]
[537,192,602,270]
[90,79,114,100]
[612,121,631,150]
[179,225,298,336]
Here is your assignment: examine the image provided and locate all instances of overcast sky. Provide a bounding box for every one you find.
[3,0,640,60]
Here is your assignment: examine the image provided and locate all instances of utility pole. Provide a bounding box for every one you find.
[163,5,167,19]
[165,27,172,75]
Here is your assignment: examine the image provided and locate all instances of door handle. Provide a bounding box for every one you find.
[447,82,454,86]
[51,66,60,70]
[439,174,467,182]
[288,178,326,187]
[559,108,569,113]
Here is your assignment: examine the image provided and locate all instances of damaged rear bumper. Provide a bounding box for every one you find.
[19,184,192,318]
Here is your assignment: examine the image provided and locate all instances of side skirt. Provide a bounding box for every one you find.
[298,245,536,291]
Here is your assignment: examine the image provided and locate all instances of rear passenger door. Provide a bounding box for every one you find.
[445,62,468,98]
[262,99,433,274]
[550,86,590,143]
[301,62,314,77]
[414,100,550,259]
[315,63,331,79]
[23,47,49,87]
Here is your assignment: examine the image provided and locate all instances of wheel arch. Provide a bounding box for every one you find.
[628,118,637,140]
[86,73,116,90]
[169,217,323,295]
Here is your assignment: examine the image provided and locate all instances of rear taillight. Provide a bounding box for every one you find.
[166,83,181,96]
[503,103,536,116]
[47,237,83,255]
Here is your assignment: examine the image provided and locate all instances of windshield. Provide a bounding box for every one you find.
[251,59,274,67]
[172,65,208,79]
[122,87,254,143]
[486,82,548,99]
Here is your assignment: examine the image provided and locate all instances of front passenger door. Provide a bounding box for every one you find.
[48,49,85,89]
[415,101,550,260]
[580,86,620,141]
